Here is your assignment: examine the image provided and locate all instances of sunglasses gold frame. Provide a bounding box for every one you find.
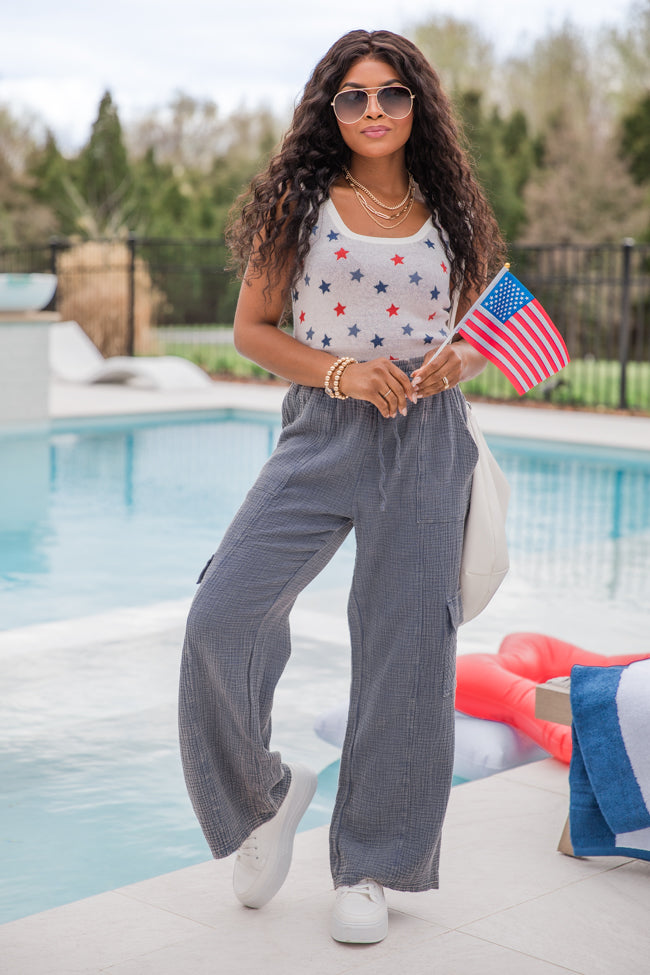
[331,85,415,125]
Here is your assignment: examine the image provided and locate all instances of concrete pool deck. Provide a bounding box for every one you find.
[2,378,650,974]
[49,376,650,451]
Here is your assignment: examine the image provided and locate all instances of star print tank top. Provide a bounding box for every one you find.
[291,198,453,361]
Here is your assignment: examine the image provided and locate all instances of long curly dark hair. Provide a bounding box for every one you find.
[226,29,504,303]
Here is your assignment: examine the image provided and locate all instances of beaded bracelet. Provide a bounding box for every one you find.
[331,357,356,399]
[324,356,356,399]
[323,356,346,396]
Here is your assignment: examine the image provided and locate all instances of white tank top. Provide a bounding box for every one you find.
[291,198,453,361]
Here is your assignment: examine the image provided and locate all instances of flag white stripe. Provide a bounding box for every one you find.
[462,318,533,391]
[468,310,541,385]
[518,306,566,371]
[511,310,557,375]
[529,300,570,365]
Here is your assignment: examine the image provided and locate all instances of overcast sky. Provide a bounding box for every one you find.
[0,0,634,149]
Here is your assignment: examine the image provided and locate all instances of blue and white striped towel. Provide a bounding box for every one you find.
[569,658,650,860]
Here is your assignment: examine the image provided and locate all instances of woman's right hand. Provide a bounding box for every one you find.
[339,359,418,419]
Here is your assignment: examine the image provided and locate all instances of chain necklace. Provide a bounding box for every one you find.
[343,167,415,229]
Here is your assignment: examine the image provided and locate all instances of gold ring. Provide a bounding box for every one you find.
[382,387,392,397]
[442,376,449,389]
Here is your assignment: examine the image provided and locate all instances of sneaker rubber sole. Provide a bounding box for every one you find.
[233,762,317,909]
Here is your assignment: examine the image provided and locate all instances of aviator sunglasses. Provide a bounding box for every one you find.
[331,85,415,125]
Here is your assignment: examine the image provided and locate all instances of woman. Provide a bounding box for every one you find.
[179,29,504,944]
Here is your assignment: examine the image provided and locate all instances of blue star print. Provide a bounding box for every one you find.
[327,230,340,241]
[424,335,434,344]
[374,281,388,293]
[409,272,422,286]
[424,238,436,249]
[402,324,413,335]
[371,334,384,347]
[306,328,314,341]
[430,287,440,300]
[304,275,310,286]
[348,324,361,337]
[319,280,331,293]
[292,289,299,302]
[350,268,364,282]
[322,334,331,347]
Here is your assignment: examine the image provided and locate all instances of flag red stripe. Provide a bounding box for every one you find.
[528,299,570,365]
[469,310,543,386]
[510,310,556,377]
[459,327,529,395]
[460,314,532,394]
[516,304,564,372]
[451,267,570,395]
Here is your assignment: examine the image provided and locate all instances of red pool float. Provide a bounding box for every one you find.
[455,633,650,763]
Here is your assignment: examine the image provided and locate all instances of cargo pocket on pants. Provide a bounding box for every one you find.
[443,589,463,697]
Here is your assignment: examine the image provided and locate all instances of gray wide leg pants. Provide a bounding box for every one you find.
[179,365,478,892]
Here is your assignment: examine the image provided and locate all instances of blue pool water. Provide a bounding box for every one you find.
[1,409,649,923]
[2,410,649,629]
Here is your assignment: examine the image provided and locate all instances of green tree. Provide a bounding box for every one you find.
[598,0,650,114]
[520,108,647,243]
[620,92,650,184]
[0,106,58,245]
[457,92,541,241]
[411,15,541,240]
[412,16,496,100]
[73,91,134,235]
[28,130,80,235]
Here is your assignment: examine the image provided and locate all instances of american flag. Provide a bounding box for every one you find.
[455,267,570,395]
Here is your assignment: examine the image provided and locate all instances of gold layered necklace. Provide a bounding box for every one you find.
[343,167,415,229]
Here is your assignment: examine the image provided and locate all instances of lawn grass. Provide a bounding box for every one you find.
[160,342,275,381]
[462,360,650,412]
[156,331,650,413]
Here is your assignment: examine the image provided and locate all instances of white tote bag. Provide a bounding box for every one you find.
[460,405,510,623]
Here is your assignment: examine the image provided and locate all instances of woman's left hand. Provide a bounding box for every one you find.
[410,345,464,398]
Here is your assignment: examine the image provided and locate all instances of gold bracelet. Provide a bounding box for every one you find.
[324,356,353,398]
[325,356,356,399]
[324,356,347,397]
[330,357,357,399]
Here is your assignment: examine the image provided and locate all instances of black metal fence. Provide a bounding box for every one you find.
[2,235,649,411]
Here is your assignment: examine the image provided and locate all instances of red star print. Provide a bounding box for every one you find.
[441,261,448,273]
[386,304,399,317]
[334,302,346,316]
[335,247,349,260]
[391,254,404,265]
[428,312,437,320]
[389,355,398,360]
[299,310,306,323]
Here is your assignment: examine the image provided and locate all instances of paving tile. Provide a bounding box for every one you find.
[102,890,444,975]
[117,828,334,927]
[389,772,628,930]
[0,889,208,975]
[461,859,650,975]
[500,757,571,796]
[336,930,582,975]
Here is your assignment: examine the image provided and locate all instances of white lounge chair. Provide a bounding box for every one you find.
[49,321,213,390]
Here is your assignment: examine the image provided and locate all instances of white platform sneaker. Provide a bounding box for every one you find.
[330,879,388,943]
[232,763,317,909]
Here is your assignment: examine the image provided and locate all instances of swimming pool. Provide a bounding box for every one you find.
[1,409,649,923]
